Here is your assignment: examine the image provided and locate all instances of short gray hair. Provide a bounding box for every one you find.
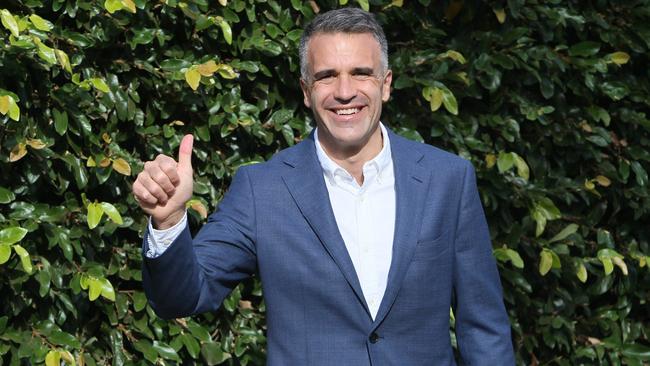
[299,8,389,81]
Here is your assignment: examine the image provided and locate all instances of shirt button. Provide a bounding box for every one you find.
[369,332,380,343]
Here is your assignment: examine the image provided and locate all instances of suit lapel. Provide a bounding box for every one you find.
[280,137,370,315]
[373,131,430,326]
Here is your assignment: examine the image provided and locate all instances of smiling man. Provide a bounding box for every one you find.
[134,7,515,365]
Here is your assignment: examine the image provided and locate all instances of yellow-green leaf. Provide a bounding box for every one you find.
[506,248,524,268]
[218,0,227,5]
[29,14,53,32]
[100,277,116,301]
[55,50,72,73]
[440,87,458,115]
[485,154,497,169]
[0,244,11,265]
[0,95,9,115]
[33,38,57,64]
[0,95,20,121]
[0,226,28,245]
[439,50,466,64]
[595,175,611,187]
[612,256,628,275]
[12,244,32,274]
[576,261,588,283]
[59,350,75,366]
[339,0,348,4]
[185,68,201,90]
[356,0,369,11]
[512,153,530,180]
[549,223,579,242]
[539,249,553,276]
[216,64,237,79]
[104,0,123,13]
[88,277,102,301]
[112,158,131,176]
[9,143,27,162]
[429,88,443,112]
[87,202,104,229]
[600,257,613,275]
[196,60,219,76]
[608,51,630,65]
[45,350,61,366]
[1,9,19,37]
[219,20,232,45]
[493,8,506,24]
[100,202,123,225]
[26,138,46,149]
[121,0,136,13]
[90,78,110,93]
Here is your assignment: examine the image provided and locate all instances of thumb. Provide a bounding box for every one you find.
[177,134,194,169]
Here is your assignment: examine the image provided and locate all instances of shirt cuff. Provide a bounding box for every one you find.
[145,211,188,258]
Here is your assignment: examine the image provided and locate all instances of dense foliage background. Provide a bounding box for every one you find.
[1,0,649,364]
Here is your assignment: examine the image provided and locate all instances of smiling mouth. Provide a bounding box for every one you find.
[333,107,361,115]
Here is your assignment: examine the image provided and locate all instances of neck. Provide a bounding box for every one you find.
[318,125,383,185]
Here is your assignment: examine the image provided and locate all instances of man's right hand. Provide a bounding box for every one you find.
[132,134,194,229]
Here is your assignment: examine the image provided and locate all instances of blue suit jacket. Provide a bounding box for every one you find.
[142,129,515,365]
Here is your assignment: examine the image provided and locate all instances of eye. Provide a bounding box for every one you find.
[352,70,373,80]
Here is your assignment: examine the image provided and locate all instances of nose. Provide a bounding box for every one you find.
[333,74,356,103]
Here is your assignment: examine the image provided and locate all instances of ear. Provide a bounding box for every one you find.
[381,69,393,102]
[300,78,312,108]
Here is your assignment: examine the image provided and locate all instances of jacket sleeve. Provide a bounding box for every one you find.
[453,160,515,365]
[141,167,257,319]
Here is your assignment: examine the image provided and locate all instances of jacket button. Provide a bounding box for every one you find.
[369,332,380,343]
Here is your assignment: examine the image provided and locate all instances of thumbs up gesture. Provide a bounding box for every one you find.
[132,134,194,229]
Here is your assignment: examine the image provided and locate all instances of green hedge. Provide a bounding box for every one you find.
[1,0,649,364]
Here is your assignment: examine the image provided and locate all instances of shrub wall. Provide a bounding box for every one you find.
[0,0,649,365]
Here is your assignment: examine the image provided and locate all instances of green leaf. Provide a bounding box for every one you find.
[34,38,57,64]
[104,0,123,13]
[550,224,579,242]
[152,341,180,361]
[1,9,19,37]
[569,41,600,57]
[90,78,110,93]
[576,261,588,283]
[187,321,211,342]
[440,87,458,115]
[356,0,369,11]
[100,202,123,225]
[49,330,81,349]
[497,152,514,173]
[539,249,553,276]
[512,153,529,180]
[0,227,28,245]
[0,244,11,265]
[53,109,68,135]
[134,339,158,363]
[506,248,524,268]
[12,244,32,273]
[29,14,53,32]
[621,343,650,359]
[100,277,116,301]
[630,161,648,186]
[87,202,104,229]
[181,333,200,358]
[133,291,147,312]
[219,20,232,45]
[201,341,230,365]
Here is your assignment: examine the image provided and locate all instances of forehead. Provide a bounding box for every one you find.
[307,32,382,72]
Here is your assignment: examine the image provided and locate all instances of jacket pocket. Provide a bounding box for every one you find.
[412,230,451,261]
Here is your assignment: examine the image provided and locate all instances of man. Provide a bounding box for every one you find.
[133,7,515,365]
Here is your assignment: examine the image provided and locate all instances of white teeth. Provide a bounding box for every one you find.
[335,108,360,115]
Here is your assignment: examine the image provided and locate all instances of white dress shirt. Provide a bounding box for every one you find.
[147,123,396,319]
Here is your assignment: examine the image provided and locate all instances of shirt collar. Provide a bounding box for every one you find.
[314,123,392,184]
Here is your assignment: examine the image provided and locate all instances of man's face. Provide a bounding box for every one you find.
[300,32,392,154]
